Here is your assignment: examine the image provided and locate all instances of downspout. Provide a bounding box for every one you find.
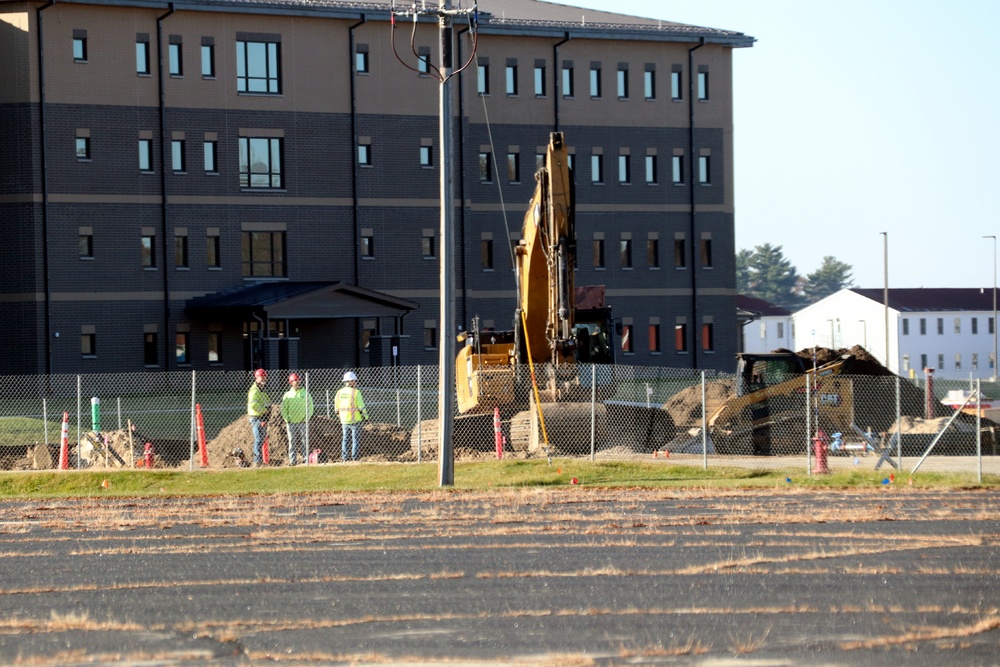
[349,15,366,369]
[456,26,469,329]
[252,312,266,368]
[36,0,56,374]
[157,4,175,371]
[552,32,570,132]
[687,37,704,370]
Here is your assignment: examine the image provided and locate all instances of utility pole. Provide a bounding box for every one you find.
[389,1,478,486]
[985,235,997,381]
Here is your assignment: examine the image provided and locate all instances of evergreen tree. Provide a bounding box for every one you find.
[745,243,802,309]
[736,248,753,293]
[804,256,855,303]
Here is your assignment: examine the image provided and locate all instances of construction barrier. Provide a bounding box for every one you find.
[195,404,208,467]
[58,411,69,470]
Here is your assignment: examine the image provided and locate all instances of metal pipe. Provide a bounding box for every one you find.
[984,235,996,380]
[349,16,366,369]
[552,32,570,132]
[157,4,175,370]
[36,0,56,374]
[687,37,705,369]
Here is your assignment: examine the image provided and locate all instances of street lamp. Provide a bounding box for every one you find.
[881,232,889,369]
[984,235,997,381]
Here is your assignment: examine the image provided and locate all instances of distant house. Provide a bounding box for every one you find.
[792,288,997,381]
[737,295,793,354]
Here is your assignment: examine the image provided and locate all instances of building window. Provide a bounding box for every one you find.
[937,354,944,371]
[621,324,634,353]
[617,67,628,98]
[355,47,369,74]
[424,324,438,349]
[777,322,785,338]
[507,152,520,183]
[136,40,150,75]
[171,140,185,172]
[674,237,686,268]
[972,353,979,370]
[647,238,659,268]
[477,64,489,95]
[168,40,183,76]
[644,69,655,99]
[562,66,574,97]
[479,152,492,182]
[72,32,87,62]
[241,231,285,277]
[481,239,493,270]
[204,141,217,173]
[699,155,711,185]
[700,237,713,268]
[590,65,601,97]
[201,42,215,77]
[361,233,374,258]
[697,70,709,100]
[418,47,431,74]
[671,70,682,100]
[649,324,660,353]
[675,323,687,352]
[591,154,603,184]
[920,353,928,370]
[239,137,283,188]
[358,142,372,166]
[79,231,93,259]
[422,233,436,259]
[208,332,221,362]
[176,332,189,364]
[236,40,281,94]
[174,234,188,268]
[141,235,156,268]
[567,153,575,171]
[618,155,630,184]
[76,137,90,160]
[919,318,926,335]
[672,155,683,184]
[937,317,944,335]
[702,323,714,351]
[361,319,376,353]
[620,239,632,269]
[206,234,220,268]
[902,319,909,335]
[139,139,152,172]
[954,317,961,334]
[81,332,96,357]
[645,155,657,184]
[144,332,158,366]
[991,317,996,335]
[505,64,518,95]
[592,239,605,269]
[972,317,979,334]
[955,353,962,370]
[534,65,545,96]
[420,145,432,167]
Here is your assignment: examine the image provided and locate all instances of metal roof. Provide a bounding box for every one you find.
[851,288,996,313]
[186,281,418,319]
[737,294,791,317]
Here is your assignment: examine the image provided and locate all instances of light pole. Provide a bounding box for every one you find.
[881,232,889,369]
[985,235,997,381]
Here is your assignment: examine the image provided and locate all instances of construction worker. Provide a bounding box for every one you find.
[280,373,314,465]
[247,369,270,466]
[335,371,368,461]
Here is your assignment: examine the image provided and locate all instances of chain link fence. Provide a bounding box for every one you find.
[0,365,996,480]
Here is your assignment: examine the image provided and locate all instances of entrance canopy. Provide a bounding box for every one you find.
[186,281,418,320]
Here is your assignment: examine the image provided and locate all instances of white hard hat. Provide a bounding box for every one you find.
[343,371,358,382]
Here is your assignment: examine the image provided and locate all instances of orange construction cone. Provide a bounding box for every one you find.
[58,412,70,470]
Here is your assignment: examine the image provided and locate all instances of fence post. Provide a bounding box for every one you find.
[304,372,311,466]
[895,376,902,469]
[416,365,422,463]
[117,396,122,431]
[590,365,596,462]
[977,378,983,483]
[701,371,708,470]
[806,372,812,475]
[76,375,81,470]
[189,370,196,471]
[43,398,49,446]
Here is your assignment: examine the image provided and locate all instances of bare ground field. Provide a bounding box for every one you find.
[0,487,997,666]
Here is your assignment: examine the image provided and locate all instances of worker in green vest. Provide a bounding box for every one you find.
[247,369,270,466]
[280,373,314,465]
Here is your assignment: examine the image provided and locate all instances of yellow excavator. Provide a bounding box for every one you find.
[456,132,616,416]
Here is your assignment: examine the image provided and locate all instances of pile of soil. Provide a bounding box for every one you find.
[205,407,411,467]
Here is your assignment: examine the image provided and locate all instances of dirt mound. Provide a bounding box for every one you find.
[661,381,734,432]
[206,407,412,466]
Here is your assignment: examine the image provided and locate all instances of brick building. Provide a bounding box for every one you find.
[0,0,754,374]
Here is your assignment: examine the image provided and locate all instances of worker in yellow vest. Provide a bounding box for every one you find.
[335,371,368,461]
[246,369,270,466]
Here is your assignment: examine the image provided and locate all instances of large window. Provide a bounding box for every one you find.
[176,332,189,364]
[477,63,489,95]
[700,237,713,268]
[697,70,709,100]
[645,155,657,184]
[174,233,188,268]
[702,323,714,351]
[141,234,156,268]
[239,137,283,188]
[618,155,630,184]
[206,232,221,268]
[236,39,281,93]
[647,238,659,268]
[644,69,655,99]
[620,239,632,269]
[171,140,185,172]
[649,324,660,353]
[73,32,87,62]
[139,139,152,172]
[479,152,492,182]
[208,332,221,363]
[562,66,574,97]
[201,41,215,77]
[136,39,150,75]
[617,67,628,98]
[671,69,682,100]
[590,65,601,97]
[672,155,684,184]
[144,332,158,366]
[534,65,545,96]
[505,64,518,95]
[76,137,90,160]
[241,231,286,277]
[591,154,603,184]
[592,238,605,269]
[507,152,520,183]
[674,323,687,352]
[698,155,711,185]
[204,141,218,173]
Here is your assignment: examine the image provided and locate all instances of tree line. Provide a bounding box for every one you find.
[737,243,854,310]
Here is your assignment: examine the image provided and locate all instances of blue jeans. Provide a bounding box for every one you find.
[249,416,266,464]
[342,423,361,461]
[286,422,308,465]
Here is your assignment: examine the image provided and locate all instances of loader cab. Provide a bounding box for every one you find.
[735,353,805,397]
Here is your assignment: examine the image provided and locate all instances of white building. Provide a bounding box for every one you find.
[737,295,793,353]
[792,288,997,381]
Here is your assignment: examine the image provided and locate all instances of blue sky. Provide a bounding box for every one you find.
[548,0,1000,290]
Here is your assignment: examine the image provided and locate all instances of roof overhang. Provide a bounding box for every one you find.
[186,281,418,320]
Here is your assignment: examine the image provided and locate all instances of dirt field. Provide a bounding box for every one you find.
[0,487,996,665]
